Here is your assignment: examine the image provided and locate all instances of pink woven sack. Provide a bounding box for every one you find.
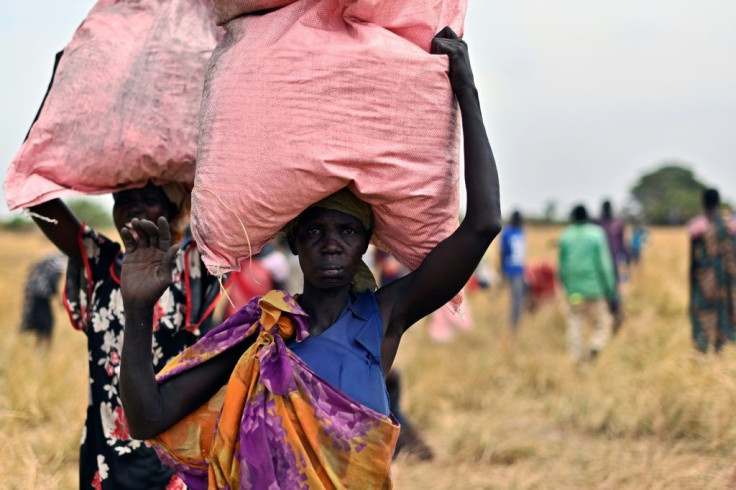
[4,0,222,210]
[192,0,467,276]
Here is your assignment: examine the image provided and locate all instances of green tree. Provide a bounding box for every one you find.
[629,163,707,225]
[1,214,34,231]
[67,198,113,229]
[2,198,112,231]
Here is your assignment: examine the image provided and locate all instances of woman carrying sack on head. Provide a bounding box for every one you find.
[119,28,501,488]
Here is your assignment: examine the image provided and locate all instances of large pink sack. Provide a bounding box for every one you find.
[4,0,222,210]
[192,0,467,277]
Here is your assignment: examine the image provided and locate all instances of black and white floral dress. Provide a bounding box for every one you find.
[64,226,220,489]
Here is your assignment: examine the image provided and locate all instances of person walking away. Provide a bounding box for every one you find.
[598,200,628,331]
[18,253,66,347]
[500,210,526,333]
[629,223,648,265]
[559,205,617,362]
[688,188,736,352]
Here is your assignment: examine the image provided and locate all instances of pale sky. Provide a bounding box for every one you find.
[1,0,734,218]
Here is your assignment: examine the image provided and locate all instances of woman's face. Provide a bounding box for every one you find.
[112,185,174,233]
[293,207,369,290]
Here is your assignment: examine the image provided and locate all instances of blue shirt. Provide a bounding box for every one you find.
[289,291,390,415]
[501,226,526,277]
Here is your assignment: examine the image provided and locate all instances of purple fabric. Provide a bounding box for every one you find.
[155,293,310,383]
[598,218,629,262]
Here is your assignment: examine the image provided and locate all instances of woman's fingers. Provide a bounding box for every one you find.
[431,37,464,57]
[120,227,137,253]
[139,219,160,249]
[157,216,172,252]
[130,219,150,248]
[432,26,460,53]
[436,26,459,40]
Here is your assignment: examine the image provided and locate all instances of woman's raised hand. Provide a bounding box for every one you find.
[431,26,476,97]
[120,217,179,310]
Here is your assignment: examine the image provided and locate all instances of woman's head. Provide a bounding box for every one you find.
[112,182,178,232]
[286,189,375,291]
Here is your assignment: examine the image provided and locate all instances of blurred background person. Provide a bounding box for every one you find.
[18,253,66,347]
[597,200,629,332]
[688,188,736,353]
[375,249,409,287]
[559,205,617,363]
[598,200,630,278]
[220,242,291,321]
[524,262,557,312]
[500,210,526,334]
[426,297,475,343]
[221,260,273,320]
[258,242,290,291]
[629,222,649,266]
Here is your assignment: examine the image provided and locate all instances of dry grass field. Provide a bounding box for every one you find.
[1,226,735,489]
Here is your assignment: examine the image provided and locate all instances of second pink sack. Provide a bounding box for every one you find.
[4,0,222,210]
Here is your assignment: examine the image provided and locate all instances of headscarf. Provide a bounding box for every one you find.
[285,188,377,292]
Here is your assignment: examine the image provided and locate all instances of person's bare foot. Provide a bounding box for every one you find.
[394,424,434,461]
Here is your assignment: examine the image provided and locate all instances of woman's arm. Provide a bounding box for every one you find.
[28,199,83,263]
[119,217,246,439]
[377,27,501,358]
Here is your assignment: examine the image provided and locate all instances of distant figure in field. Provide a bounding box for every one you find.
[559,205,617,362]
[19,253,66,346]
[374,249,409,286]
[688,188,736,353]
[220,243,290,321]
[598,200,629,331]
[500,210,526,333]
[258,243,291,291]
[598,200,630,274]
[629,223,649,265]
[525,263,557,311]
[426,295,475,343]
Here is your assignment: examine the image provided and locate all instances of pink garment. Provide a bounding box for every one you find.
[689,214,736,238]
[428,298,474,343]
[4,0,222,210]
[191,0,467,284]
[688,215,710,238]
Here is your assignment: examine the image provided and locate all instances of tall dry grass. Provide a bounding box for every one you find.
[0,226,734,488]
[0,229,86,489]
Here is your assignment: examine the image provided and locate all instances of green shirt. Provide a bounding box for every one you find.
[559,223,617,300]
